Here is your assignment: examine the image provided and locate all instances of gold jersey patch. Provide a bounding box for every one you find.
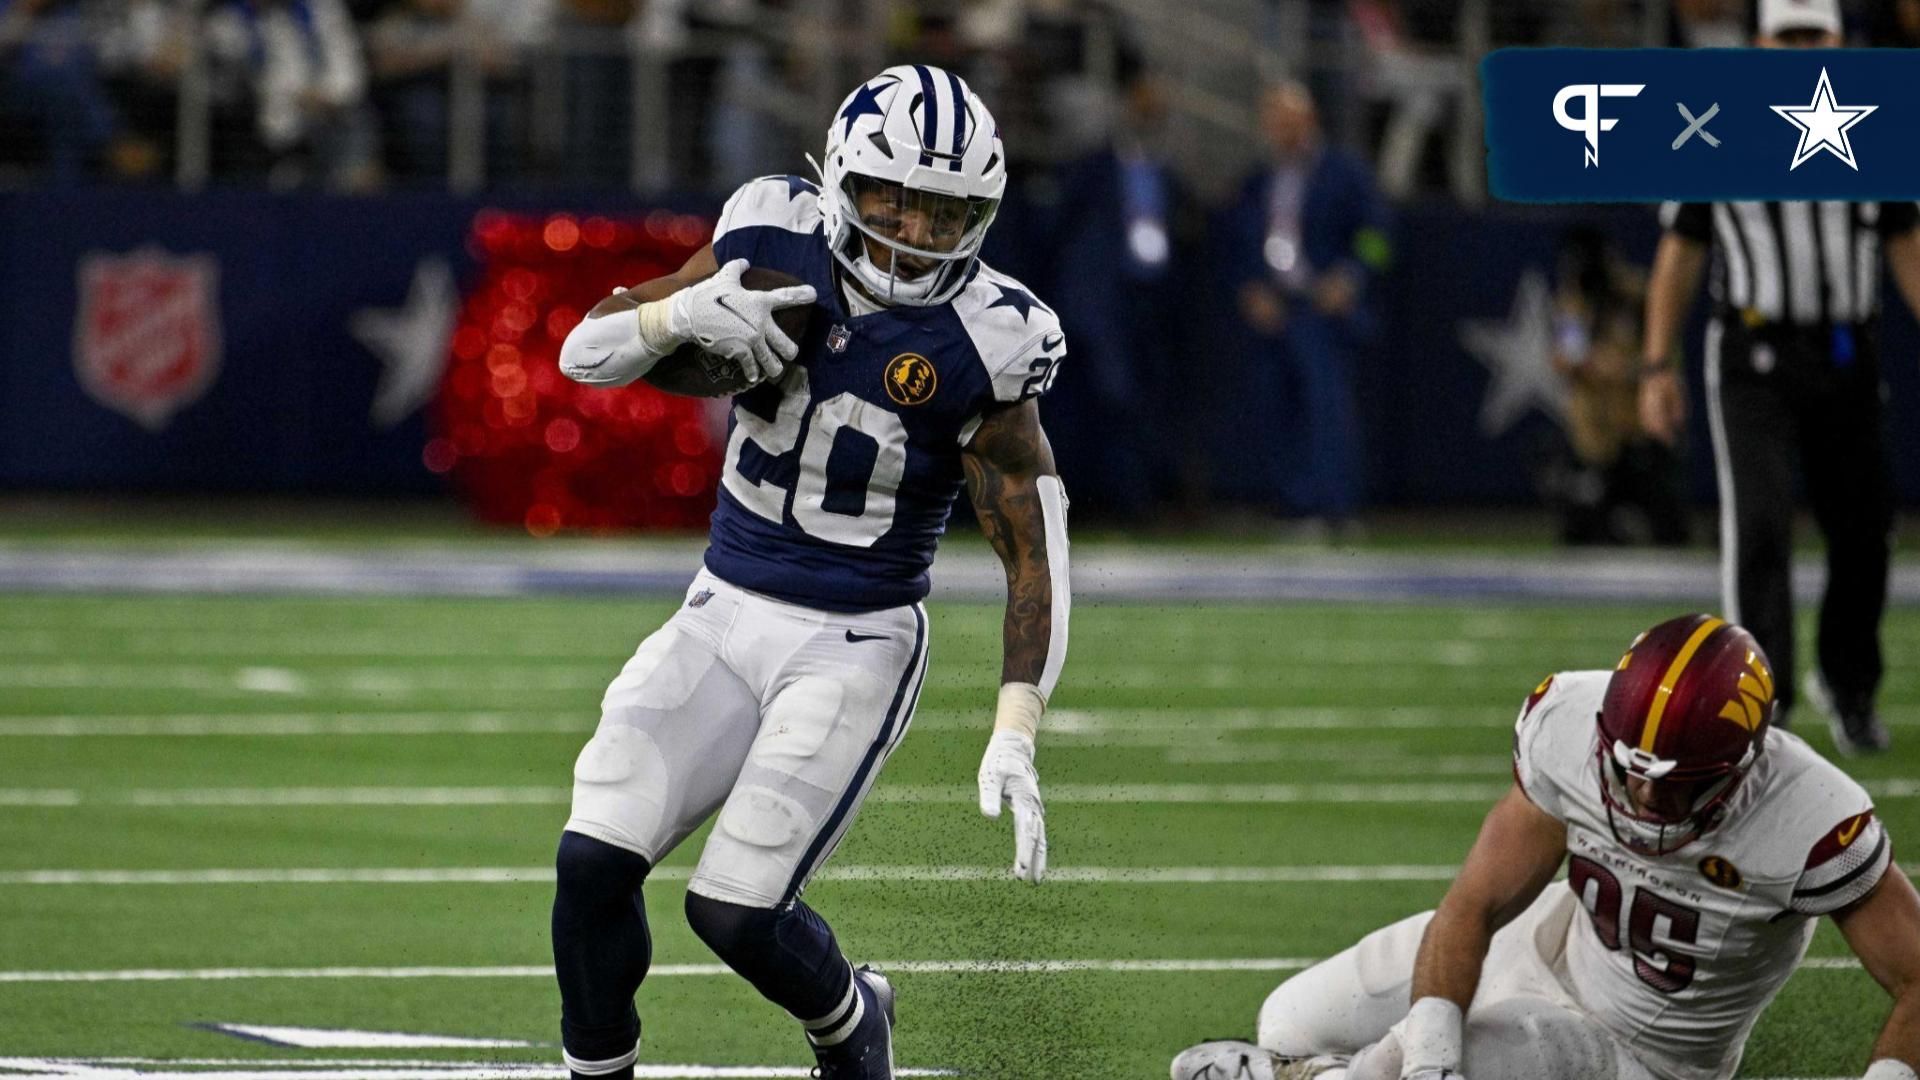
[884,353,937,406]
[1699,855,1743,890]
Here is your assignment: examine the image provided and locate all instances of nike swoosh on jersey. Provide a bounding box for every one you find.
[1041,333,1064,351]
[1838,816,1866,846]
[845,630,889,643]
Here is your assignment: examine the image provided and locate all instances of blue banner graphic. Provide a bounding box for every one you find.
[1485,48,1920,202]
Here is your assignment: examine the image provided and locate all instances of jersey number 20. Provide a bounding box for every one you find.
[722,368,907,547]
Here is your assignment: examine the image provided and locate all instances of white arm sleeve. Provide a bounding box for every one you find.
[1035,475,1070,700]
[558,294,679,386]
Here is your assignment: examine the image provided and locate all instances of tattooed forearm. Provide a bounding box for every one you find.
[962,400,1057,686]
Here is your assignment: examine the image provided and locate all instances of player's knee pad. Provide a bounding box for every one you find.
[683,892,848,1020]
[1461,997,1621,1080]
[565,723,673,858]
[1257,912,1427,1055]
[554,830,653,904]
[683,891,783,963]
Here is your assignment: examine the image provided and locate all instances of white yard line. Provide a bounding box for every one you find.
[6,705,1918,739]
[10,779,1920,808]
[0,1061,955,1079]
[0,959,1309,984]
[0,955,1871,986]
[0,865,1463,887]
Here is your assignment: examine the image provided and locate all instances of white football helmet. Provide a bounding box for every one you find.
[818,65,1006,307]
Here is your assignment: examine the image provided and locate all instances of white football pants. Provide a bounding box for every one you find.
[564,568,929,908]
[1257,888,1663,1080]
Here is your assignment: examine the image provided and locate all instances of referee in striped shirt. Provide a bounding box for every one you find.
[1639,0,1920,754]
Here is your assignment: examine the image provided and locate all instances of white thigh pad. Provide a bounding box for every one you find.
[564,623,762,863]
[692,656,911,907]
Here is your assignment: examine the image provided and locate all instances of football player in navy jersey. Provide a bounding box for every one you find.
[552,66,1069,1080]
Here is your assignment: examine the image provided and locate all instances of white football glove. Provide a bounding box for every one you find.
[667,258,815,386]
[977,729,1047,883]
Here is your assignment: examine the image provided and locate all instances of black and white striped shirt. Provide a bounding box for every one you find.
[1661,201,1919,326]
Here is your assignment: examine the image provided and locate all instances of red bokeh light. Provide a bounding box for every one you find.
[434,210,718,531]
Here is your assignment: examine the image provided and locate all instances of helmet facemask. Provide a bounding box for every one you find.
[1596,734,1756,856]
[832,173,998,306]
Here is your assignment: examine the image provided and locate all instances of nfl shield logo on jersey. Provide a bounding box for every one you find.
[73,248,223,430]
[826,323,852,354]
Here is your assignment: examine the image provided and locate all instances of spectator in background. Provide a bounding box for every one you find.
[553,0,633,189]
[1866,0,1920,44]
[1043,55,1205,518]
[366,0,463,180]
[1547,225,1688,546]
[96,0,198,180]
[367,0,547,184]
[1348,0,1475,199]
[204,0,379,189]
[1670,0,1749,46]
[0,0,155,182]
[1217,80,1389,536]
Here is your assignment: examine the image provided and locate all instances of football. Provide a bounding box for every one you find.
[643,267,816,398]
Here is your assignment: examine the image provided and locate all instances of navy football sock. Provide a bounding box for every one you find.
[683,891,854,1025]
[552,831,652,1079]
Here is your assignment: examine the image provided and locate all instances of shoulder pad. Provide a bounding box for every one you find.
[952,265,1065,404]
[1769,739,1891,914]
[1511,670,1606,820]
[715,175,822,242]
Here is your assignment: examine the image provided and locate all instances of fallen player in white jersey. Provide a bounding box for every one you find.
[1173,614,1920,1080]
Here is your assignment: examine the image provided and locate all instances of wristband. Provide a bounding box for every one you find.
[637,294,683,354]
[1400,996,1463,1073]
[994,682,1045,741]
[1865,1061,1920,1080]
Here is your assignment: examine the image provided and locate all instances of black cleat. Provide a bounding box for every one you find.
[810,966,896,1079]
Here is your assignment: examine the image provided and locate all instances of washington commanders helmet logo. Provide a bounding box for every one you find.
[1717,650,1775,733]
[884,353,937,406]
[1699,855,1743,890]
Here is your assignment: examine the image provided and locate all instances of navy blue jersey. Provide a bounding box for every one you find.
[703,175,1066,612]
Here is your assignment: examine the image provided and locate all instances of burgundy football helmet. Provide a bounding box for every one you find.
[1596,614,1775,855]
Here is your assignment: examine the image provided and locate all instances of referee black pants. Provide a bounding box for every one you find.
[1704,317,1895,720]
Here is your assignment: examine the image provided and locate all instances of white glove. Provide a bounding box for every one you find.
[977,729,1047,883]
[667,258,815,386]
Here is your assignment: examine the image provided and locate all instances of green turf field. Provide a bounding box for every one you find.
[2,592,1918,1078]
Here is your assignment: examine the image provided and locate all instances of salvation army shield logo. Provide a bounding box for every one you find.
[73,249,222,430]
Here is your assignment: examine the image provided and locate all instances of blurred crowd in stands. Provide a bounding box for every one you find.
[5,0,1914,532]
[17,0,1920,196]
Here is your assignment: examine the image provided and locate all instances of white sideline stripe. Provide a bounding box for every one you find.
[0,1062,955,1079]
[0,713,589,737]
[0,864,1463,886]
[0,956,1871,986]
[9,705,1920,739]
[14,779,1920,807]
[0,958,1319,984]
